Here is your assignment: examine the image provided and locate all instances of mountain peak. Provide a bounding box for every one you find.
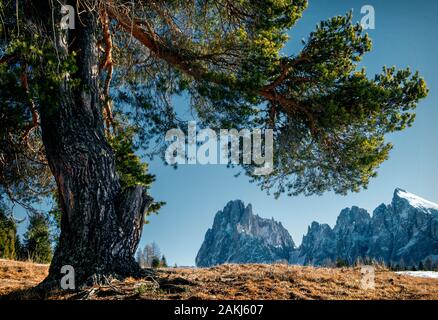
[196,200,295,267]
[393,188,438,212]
[394,187,407,194]
[198,189,438,268]
[224,199,245,211]
[296,188,438,266]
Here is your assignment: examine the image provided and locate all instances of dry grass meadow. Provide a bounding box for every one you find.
[1,259,438,300]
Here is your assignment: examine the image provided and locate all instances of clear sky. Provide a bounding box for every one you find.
[13,0,438,267]
[139,0,438,266]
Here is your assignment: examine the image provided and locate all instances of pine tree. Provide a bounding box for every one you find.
[160,255,168,268]
[335,258,349,268]
[151,257,160,269]
[0,204,17,260]
[0,0,429,286]
[14,234,23,261]
[23,214,52,263]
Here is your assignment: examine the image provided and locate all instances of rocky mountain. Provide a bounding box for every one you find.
[295,188,438,267]
[197,189,438,268]
[196,200,295,267]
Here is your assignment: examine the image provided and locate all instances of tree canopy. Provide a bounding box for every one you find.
[0,0,429,208]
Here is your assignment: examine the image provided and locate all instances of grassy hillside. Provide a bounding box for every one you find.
[1,259,438,300]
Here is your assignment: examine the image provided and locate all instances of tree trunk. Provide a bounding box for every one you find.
[36,3,150,288]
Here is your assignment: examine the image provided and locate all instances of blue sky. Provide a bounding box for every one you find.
[13,0,438,267]
[139,0,438,266]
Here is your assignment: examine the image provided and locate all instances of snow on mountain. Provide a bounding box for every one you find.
[395,188,438,213]
[294,188,438,267]
[196,189,438,268]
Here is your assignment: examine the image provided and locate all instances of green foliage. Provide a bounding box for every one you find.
[160,255,168,268]
[247,14,428,197]
[111,0,309,141]
[0,42,54,206]
[1,0,164,221]
[335,258,349,268]
[0,4,75,207]
[108,126,155,190]
[137,242,167,267]
[111,4,428,197]
[151,256,161,269]
[0,0,431,212]
[23,214,52,263]
[108,124,165,216]
[0,203,17,260]
[14,234,24,261]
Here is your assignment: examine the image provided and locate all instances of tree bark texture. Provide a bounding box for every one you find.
[33,2,150,287]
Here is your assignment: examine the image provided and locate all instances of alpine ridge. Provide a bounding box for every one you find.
[294,188,438,268]
[197,189,438,268]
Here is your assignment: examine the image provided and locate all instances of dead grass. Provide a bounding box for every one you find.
[0,259,48,296]
[1,259,438,300]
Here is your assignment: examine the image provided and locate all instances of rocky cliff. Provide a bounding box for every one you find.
[196,200,296,267]
[196,189,438,268]
[295,188,438,267]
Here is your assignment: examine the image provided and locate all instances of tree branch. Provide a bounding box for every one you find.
[107,6,207,80]
[99,6,114,131]
[106,6,317,134]
[20,68,40,142]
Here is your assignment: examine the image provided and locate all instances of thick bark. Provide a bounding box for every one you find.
[35,4,150,288]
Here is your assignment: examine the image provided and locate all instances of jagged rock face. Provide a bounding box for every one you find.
[333,207,372,264]
[197,189,438,268]
[370,189,438,265]
[299,222,336,265]
[295,189,438,267]
[196,200,295,267]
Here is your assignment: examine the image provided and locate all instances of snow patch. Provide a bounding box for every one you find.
[396,271,438,279]
[396,189,438,212]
